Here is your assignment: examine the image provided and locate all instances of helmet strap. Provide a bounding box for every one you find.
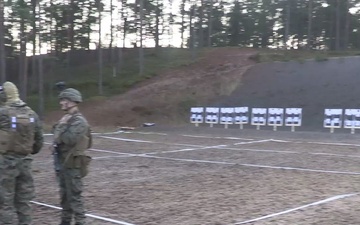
[63,101,78,113]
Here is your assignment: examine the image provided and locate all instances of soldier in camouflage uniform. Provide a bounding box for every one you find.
[52,88,92,225]
[0,81,44,225]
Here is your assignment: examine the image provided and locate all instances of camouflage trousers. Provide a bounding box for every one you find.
[0,155,34,225]
[58,167,86,225]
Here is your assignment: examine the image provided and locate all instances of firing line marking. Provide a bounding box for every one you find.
[139,155,360,175]
[233,193,358,224]
[181,134,253,140]
[43,138,360,175]
[31,201,136,225]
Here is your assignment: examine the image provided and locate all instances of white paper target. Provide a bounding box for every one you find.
[344,109,360,128]
[285,108,302,126]
[205,107,220,124]
[267,108,284,126]
[323,109,343,128]
[220,107,235,124]
[234,107,249,124]
[190,107,204,123]
[251,108,267,126]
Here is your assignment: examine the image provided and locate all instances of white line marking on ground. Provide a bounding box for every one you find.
[46,138,360,163]
[233,193,358,224]
[219,145,360,159]
[240,163,360,175]
[46,131,360,148]
[255,138,360,147]
[43,142,360,164]
[220,147,298,154]
[181,134,219,138]
[97,137,285,155]
[162,143,206,147]
[89,148,138,156]
[220,147,360,158]
[45,139,360,175]
[223,137,253,140]
[139,155,360,175]
[100,136,154,143]
[43,142,296,161]
[234,139,272,145]
[143,155,235,165]
[240,137,360,147]
[270,139,291,143]
[31,201,137,225]
[45,138,360,173]
[94,137,360,159]
[124,131,168,135]
[181,134,253,141]
[146,145,229,155]
[306,141,360,147]
[310,152,360,158]
[99,135,230,148]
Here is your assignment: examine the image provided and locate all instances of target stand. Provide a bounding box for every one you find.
[324,109,343,133]
[220,108,234,129]
[285,108,302,132]
[205,107,220,128]
[267,108,284,131]
[234,107,249,129]
[344,109,360,134]
[190,107,204,127]
[251,108,267,130]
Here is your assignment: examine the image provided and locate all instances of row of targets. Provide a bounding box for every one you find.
[190,107,302,131]
[220,107,249,129]
[324,109,360,133]
[190,107,249,128]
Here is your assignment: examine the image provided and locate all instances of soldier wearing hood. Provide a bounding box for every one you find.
[52,88,92,225]
[0,81,44,225]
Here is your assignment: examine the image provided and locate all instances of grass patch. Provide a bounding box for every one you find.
[315,55,328,62]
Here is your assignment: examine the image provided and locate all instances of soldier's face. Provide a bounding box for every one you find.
[60,98,76,111]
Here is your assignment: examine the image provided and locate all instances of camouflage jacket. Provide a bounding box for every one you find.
[53,110,91,158]
[0,100,43,155]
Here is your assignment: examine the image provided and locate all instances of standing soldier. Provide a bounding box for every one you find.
[52,88,92,225]
[0,81,44,225]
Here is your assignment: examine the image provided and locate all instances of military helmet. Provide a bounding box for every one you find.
[58,88,82,103]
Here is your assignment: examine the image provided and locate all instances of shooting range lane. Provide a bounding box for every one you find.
[31,129,360,224]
